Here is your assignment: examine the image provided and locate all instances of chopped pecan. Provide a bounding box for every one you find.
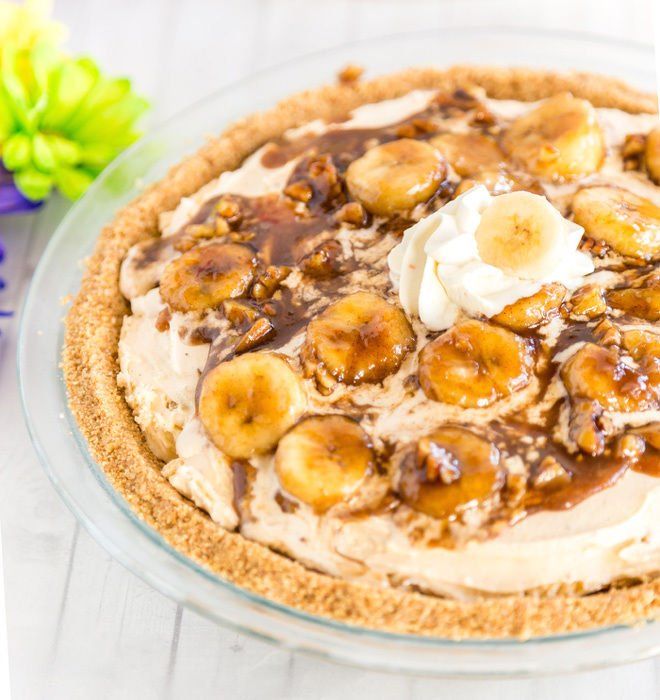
[251,265,292,300]
[174,223,219,252]
[337,63,364,84]
[234,317,275,354]
[284,180,313,203]
[298,239,344,279]
[471,107,497,127]
[615,433,646,460]
[155,307,171,332]
[287,154,344,210]
[531,456,571,489]
[432,89,483,116]
[395,119,437,139]
[215,195,243,228]
[222,299,260,329]
[593,318,622,347]
[569,398,609,456]
[622,133,646,171]
[335,201,368,227]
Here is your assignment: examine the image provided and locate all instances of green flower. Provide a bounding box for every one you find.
[0,0,67,53]
[0,40,148,201]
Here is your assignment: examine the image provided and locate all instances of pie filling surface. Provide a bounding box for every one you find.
[117,86,659,600]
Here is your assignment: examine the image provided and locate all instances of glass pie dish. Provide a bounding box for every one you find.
[18,28,660,676]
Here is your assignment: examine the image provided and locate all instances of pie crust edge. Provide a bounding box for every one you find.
[62,65,659,640]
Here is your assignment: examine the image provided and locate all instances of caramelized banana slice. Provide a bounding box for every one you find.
[560,342,658,414]
[160,242,257,311]
[430,132,505,177]
[621,330,660,391]
[430,132,540,197]
[561,340,659,455]
[569,284,608,320]
[502,93,604,181]
[275,415,375,512]
[492,284,567,331]
[199,353,307,459]
[303,291,415,388]
[399,426,504,519]
[607,272,660,322]
[418,320,535,408]
[645,126,660,184]
[345,138,446,215]
[572,186,660,260]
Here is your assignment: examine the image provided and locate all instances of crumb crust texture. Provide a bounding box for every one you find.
[63,66,659,639]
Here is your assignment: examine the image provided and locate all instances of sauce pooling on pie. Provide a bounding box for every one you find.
[118,86,660,597]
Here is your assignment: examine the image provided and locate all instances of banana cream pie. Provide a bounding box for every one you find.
[64,66,660,638]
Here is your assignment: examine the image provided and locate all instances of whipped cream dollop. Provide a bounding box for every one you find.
[387,186,594,331]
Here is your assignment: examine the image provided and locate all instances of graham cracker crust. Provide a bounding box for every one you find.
[63,65,659,639]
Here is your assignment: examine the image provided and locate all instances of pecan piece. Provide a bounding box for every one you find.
[234,317,276,354]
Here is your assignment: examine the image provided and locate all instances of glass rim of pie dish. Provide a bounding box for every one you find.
[18,26,660,677]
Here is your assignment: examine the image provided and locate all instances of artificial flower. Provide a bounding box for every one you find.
[0,0,67,56]
[0,41,148,201]
[0,1,148,203]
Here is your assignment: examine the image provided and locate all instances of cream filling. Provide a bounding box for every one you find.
[117,289,209,461]
[118,91,660,598]
[242,462,659,598]
[163,418,238,530]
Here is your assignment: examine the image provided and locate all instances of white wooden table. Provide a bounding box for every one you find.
[1,1,658,697]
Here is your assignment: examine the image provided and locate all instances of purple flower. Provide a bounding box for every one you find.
[0,236,11,319]
[0,166,40,321]
[0,165,43,215]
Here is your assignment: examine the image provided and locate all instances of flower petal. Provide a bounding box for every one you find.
[2,132,32,170]
[53,165,93,200]
[41,56,98,130]
[13,166,52,201]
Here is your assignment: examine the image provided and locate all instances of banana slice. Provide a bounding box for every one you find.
[622,330,660,393]
[607,272,660,322]
[398,427,504,519]
[474,191,567,279]
[645,126,660,184]
[418,320,534,408]
[199,353,307,459]
[572,186,660,260]
[429,132,531,198]
[502,93,604,181]
[345,138,446,216]
[430,132,505,177]
[560,343,657,413]
[275,415,375,512]
[562,339,659,455]
[160,242,257,312]
[492,284,567,331]
[303,291,415,388]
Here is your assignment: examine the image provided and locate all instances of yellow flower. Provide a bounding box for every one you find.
[0,0,67,54]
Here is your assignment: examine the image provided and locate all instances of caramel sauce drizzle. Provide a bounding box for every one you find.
[140,88,659,526]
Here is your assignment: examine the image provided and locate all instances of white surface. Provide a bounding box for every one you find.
[0,0,659,697]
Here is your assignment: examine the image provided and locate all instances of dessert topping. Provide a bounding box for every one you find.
[388,185,593,331]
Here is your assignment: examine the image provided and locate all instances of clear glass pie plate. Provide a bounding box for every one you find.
[18,28,660,677]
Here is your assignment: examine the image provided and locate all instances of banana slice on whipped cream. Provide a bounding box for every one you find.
[387,186,594,331]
